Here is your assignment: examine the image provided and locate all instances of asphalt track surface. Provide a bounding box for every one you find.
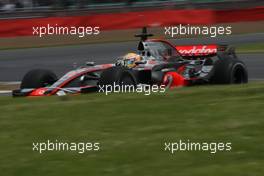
[0,33,263,82]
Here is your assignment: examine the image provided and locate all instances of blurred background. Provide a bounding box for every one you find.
[0,0,263,18]
[0,0,263,49]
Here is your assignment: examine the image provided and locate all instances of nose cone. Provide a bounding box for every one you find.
[29,88,48,96]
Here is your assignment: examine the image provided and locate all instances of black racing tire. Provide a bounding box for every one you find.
[211,56,248,84]
[20,69,58,89]
[98,66,137,87]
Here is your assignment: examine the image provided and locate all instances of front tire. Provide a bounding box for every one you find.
[20,69,57,89]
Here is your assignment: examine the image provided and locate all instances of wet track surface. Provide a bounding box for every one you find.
[0,33,263,82]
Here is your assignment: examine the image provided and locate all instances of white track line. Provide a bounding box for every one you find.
[0,82,21,85]
[0,90,12,94]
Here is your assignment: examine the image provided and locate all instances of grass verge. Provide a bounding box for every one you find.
[236,42,264,53]
[0,83,264,175]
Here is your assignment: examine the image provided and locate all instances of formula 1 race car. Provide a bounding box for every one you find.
[13,27,248,97]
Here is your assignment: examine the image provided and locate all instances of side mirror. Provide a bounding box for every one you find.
[86,62,95,66]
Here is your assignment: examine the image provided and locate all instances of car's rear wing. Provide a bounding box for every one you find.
[175,44,232,57]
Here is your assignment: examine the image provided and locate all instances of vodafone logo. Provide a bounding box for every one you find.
[176,45,217,56]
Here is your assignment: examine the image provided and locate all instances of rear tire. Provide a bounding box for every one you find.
[20,69,57,89]
[211,56,248,84]
[98,66,137,87]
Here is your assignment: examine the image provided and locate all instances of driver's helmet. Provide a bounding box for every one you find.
[116,53,142,68]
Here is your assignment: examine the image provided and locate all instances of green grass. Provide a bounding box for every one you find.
[0,83,264,176]
[236,42,264,53]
